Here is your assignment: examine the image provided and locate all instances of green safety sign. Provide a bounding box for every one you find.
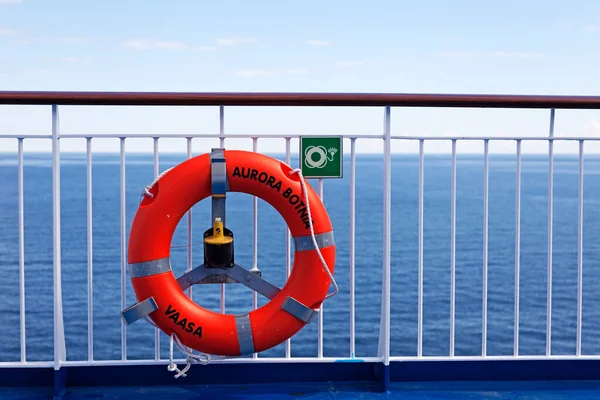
[299,136,343,178]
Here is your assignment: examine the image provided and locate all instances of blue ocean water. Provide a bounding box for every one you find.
[1,151,600,362]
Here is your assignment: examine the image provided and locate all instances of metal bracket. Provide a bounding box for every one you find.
[281,297,318,324]
[177,263,280,299]
[210,148,228,225]
[119,297,158,326]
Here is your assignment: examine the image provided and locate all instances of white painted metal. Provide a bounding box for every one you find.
[252,137,259,360]
[57,356,384,367]
[577,140,584,356]
[0,361,54,368]
[186,137,193,299]
[10,132,600,142]
[318,179,324,359]
[285,137,292,359]
[18,138,25,363]
[450,139,456,357]
[10,132,600,141]
[418,139,424,358]
[482,139,489,357]
[52,104,66,370]
[86,138,93,361]
[378,106,391,366]
[350,138,356,358]
[515,140,522,356]
[120,137,127,361]
[152,137,160,360]
[219,105,225,315]
[0,133,384,140]
[547,108,555,356]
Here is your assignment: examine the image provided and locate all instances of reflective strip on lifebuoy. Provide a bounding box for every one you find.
[126,150,336,356]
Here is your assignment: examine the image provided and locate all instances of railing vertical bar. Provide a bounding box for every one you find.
[285,137,292,358]
[18,138,25,363]
[450,139,456,357]
[547,108,555,356]
[350,138,356,358]
[52,104,66,370]
[482,139,489,357]
[378,105,391,365]
[152,137,160,360]
[120,137,127,361]
[153,137,159,177]
[515,139,522,356]
[577,139,584,356]
[86,137,93,361]
[417,139,424,357]
[318,178,324,359]
[186,137,193,299]
[219,105,225,314]
[251,137,259,359]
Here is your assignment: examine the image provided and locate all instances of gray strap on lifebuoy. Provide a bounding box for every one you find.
[281,297,317,324]
[293,231,335,252]
[120,297,158,326]
[210,148,228,225]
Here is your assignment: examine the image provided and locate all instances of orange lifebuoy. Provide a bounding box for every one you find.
[125,150,336,356]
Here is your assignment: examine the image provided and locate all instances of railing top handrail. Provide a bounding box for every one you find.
[2,91,600,108]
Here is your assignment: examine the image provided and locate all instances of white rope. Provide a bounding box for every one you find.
[140,167,174,200]
[144,316,211,378]
[288,168,338,299]
[167,332,211,378]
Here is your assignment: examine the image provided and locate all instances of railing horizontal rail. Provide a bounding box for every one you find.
[3,91,600,108]
[3,134,600,141]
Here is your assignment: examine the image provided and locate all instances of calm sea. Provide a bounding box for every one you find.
[2,152,600,362]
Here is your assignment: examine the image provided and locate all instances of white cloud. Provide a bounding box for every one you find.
[307,40,332,46]
[55,56,80,63]
[233,68,309,77]
[438,51,477,59]
[439,50,541,59]
[121,38,215,51]
[121,35,256,51]
[584,25,600,32]
[122,39,186,50]
[0,0,22,4]
[216,37,257,46]
[488,51,540,59]
[0,27,16,36]
[336,60,369,66]
[18,36,88,45]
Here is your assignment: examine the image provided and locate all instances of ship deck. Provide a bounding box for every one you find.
[4,381,600,400]
[4,360,600,399]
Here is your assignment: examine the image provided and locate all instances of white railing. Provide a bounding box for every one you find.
[1,92,599,370]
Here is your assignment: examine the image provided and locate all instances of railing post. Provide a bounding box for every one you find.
[350,137,357,359]
[219,105,226,315]
[376,105,391,391]
[18,138,25,363]
[251,136,259,360]
[52,104,66,398]
[285,137,292,359]
[547,108,555,356]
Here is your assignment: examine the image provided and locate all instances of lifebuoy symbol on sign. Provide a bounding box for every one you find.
[304,146,338,169]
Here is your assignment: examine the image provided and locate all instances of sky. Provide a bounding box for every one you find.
[1,0,600,154]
